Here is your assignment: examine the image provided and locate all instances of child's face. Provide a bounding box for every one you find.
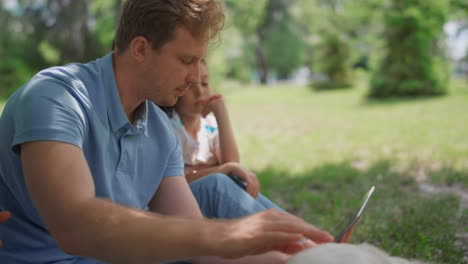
[176,64,211,115]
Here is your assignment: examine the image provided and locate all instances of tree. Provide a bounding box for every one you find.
[260,0,305,80]
[215,0,267,83]
[223,0,304,84]
[369,0,450,98]
[313,0,355,89]
[0,0,121,97]
[313,30,353,89]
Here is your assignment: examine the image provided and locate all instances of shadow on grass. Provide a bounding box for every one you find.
[255,160,467,264]
[360,94,446,107]
[360,78,468,108]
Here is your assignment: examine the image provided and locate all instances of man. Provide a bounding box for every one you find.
[0,0,333,263]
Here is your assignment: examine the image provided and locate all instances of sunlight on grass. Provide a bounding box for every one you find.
[227,78,468,185]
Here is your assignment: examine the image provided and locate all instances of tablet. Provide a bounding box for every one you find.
[334,186,375,242]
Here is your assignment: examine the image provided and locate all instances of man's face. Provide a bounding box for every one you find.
[140,26,208,106]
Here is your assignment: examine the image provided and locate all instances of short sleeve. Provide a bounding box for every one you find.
[12,78,87,153]
[162,132,185,177]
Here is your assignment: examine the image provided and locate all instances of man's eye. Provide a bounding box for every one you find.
[181,58,193,64]
[202,82,209,87]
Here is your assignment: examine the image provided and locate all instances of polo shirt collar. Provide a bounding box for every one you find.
[133,100,149,137]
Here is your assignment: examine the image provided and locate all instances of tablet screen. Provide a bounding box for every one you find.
[334,186,375,242]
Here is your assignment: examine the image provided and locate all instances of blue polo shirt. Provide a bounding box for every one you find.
[0,53,184,263]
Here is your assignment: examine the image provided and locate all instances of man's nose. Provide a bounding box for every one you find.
[187,63,201,85]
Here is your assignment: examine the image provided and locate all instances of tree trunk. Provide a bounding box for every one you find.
[255,45,269,84]
[50,0,89,63]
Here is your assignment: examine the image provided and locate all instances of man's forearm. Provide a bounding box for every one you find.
[59,197,219,263]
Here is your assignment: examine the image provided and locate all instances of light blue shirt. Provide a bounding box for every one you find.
[0,53,184,263]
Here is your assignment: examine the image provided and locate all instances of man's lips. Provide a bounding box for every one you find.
[175,87,188,96]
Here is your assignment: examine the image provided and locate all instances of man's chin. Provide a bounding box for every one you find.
[153,97,179,107]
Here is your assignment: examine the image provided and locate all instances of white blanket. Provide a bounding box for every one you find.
[287,243,429,264]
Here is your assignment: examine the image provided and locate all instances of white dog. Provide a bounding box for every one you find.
[287,243,429,264]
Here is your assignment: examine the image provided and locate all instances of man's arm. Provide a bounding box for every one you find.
[148,176,202,217]
[22,141,332,263]
[21,140,221,263]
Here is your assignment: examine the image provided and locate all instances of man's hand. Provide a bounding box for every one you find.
[221,162,260,198]
[0,211,12,248]
[210,209,334,259]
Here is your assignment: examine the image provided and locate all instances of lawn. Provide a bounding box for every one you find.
[223,78,468,263]
[1,78,467,263]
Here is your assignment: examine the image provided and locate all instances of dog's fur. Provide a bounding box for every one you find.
[287,243,428,264]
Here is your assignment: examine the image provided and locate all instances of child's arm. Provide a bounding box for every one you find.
[185,163,260,198]
[0,211,11,248]
[184,164,225,183]
[202,94,240,163]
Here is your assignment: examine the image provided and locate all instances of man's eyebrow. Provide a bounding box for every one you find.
[179,52,206,60]
[179,52,200,58]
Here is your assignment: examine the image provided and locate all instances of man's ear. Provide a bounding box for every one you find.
[129,36,150,63]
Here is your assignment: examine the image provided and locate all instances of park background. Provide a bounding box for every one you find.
[0,0,467,263]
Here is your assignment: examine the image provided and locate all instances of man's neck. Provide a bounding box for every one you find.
[112,51,142,123]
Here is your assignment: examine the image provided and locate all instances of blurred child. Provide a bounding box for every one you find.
[169,60,283,215]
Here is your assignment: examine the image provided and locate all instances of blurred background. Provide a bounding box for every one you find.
[0,0,467,95]
[0,0,467,263]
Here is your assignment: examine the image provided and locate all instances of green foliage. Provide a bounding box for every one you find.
[0,57,36,98]
[90,0,119,52]
[369,0,451,98]
[0,7,45,97]
[312,30,354,89]
[0,0,119,98]
[262,21,305,79]
[0,0,463,97]
[223,0,267,35]
[206,25,253,88]
[295,0,371,90]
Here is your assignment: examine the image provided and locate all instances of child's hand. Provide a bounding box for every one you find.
[198,94,224,117]
[222,162,260,198]
[0,211,12,248]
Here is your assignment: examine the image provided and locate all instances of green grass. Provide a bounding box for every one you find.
[223,78,468,263]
